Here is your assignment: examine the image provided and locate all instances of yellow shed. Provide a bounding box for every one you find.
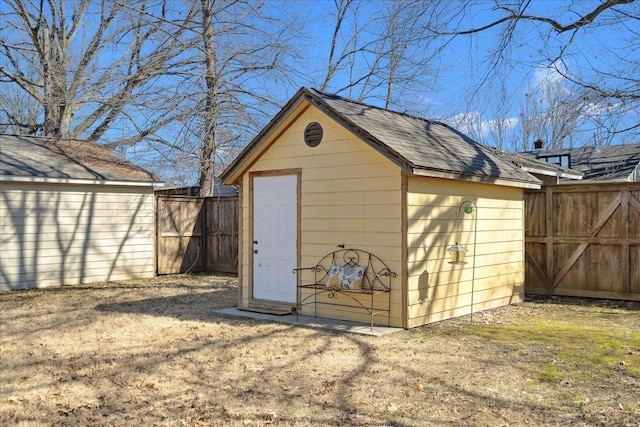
[220,88,542,328]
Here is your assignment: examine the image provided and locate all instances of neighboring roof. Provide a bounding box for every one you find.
[156,179,239,198]
[221,88,542,189]
[155,185,203,196]
[493,148,583,180]
[211,177,239,197]
[0,134,162,185]
[522,143,640,182]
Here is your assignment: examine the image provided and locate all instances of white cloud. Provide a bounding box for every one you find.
[530,62,571,98]
[443,111,519,142]
[481,117,519,136]
[534,66,564,87]
[444,111,481,136]
[582,100,622,117]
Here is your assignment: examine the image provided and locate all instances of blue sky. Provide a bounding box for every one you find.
[289,0,639,150]
[2,0,637,184]
[103,0,640,183]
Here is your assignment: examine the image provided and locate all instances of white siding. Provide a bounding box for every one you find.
[1,182,155,290]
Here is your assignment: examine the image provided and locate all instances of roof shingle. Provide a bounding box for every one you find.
[221,88,541,188]
[308,89,540,185]
[1,134,161,183]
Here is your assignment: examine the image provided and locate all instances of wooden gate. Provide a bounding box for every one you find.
[204,198,238,273]
[525,182,640,301]
[156,196,238,274]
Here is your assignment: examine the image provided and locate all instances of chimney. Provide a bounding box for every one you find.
[534,138,544,150]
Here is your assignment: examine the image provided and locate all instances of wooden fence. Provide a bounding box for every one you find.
[524,182,640,301]
[156,196,238,274]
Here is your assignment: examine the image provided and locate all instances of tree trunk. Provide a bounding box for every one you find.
[198,0,219,197]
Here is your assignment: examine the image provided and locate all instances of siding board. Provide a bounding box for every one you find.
[1,182,155,290]
[1,243,154,259]
[406,176,525,324]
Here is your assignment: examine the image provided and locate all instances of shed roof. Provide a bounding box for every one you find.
[221,88,541,189]
[1,134,162,185]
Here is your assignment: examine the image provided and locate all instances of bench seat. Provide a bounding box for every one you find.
[298,283,389,295]
[293,248,396,329]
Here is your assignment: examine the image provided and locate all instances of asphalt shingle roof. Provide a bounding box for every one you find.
[0,134,160,183]
[308,89,541,185]
[522,143,640,181]
[489,147,583,179]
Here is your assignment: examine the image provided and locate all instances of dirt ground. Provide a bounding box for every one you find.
[1,274,638,426]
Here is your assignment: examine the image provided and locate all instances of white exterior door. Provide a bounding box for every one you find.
[252,174,297,303]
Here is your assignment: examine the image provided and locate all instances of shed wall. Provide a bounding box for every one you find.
[406,177,525,327]
[1,182,156,290]
[239,105,404,326]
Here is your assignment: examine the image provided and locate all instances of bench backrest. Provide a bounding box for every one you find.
[311,248,395,291]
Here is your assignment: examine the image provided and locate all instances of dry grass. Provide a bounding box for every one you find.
[1,273,638,426]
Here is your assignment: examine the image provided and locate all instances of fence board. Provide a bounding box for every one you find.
[156,197,204,274]
[155,196,238,274]
[525,182,640,301]
[204,198,238,273]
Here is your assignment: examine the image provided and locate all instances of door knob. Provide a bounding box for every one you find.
[253,249,258,254]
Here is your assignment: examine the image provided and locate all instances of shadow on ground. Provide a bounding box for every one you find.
[95,283,238,323]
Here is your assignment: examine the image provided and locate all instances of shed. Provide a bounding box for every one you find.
[0,134,163,291]
[220,88,542,328]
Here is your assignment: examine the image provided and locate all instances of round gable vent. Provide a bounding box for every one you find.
[304,122,323,147]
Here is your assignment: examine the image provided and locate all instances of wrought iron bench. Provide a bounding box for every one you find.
[292,248,396,329]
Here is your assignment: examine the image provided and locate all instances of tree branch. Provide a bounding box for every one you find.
[447,0,635,35]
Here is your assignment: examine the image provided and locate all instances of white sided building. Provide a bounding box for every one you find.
[0,134,163,291]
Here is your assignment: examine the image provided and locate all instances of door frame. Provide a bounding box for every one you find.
[248,169,301,304]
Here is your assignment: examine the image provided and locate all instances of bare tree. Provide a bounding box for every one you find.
[445,82,521,150]
[320,0,379,98]
[516,70,592,150]
[0,68,41,134]
[0,0,300,188]
[321,0,357,92]
[319,0,445,111]
[0,0,197,142]
[486,83,518,151]
[172,0,300,195]
[198,0,220,196]
[434,0,640,146]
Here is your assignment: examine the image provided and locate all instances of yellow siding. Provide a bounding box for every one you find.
[0,182,155,290]
[240,105,403,326]
[239,181,250,308]
[235,102,528,328]
[406,176,525,328]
